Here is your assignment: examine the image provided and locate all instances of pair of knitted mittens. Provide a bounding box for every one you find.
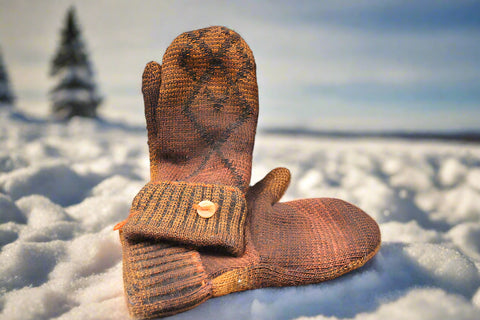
[115,26,381,319]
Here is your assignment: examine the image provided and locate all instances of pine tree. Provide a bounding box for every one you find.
[50,7,102,119]
[0,48,15,106]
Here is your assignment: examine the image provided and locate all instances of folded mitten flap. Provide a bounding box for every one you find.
[121,180,247,256]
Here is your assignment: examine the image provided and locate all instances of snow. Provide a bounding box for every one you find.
[0,109,479,320]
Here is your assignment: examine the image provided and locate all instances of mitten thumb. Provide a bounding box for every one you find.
[142,61,162,178]
[248,167,291,205]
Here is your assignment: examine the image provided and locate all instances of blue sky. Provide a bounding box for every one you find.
[1,0,479,131]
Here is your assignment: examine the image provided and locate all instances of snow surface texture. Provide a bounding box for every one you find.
[1,110,480,320]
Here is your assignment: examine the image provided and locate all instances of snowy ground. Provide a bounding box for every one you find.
[1,109,480,320]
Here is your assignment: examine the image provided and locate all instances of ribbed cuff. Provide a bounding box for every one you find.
[122,181,247,256]
[121,234,211,319]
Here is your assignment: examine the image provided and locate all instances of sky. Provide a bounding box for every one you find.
[0,0,479,132]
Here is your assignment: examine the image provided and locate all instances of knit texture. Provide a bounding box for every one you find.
[120,167,381,319]
[118,26,382,319]
[122,181,247,256]
[143,26,258,191]
[204,168,381,296]
[120,233,210,319]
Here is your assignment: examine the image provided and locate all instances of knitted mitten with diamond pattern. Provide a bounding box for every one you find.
[116,26,258,257]
[116,26,381,319]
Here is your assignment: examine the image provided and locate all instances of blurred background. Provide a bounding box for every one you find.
[1,0,479,132]
[1,2,480,319]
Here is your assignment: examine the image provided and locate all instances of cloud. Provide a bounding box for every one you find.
[261,0,480,32]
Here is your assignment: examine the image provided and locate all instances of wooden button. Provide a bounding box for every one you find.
[196,200,217,218]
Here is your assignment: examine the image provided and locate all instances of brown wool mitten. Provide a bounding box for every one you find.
[116,26,381,319]
[116,26,259,257]
[119,168,380,319]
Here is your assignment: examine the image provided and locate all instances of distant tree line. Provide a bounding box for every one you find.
[0,6,102,120]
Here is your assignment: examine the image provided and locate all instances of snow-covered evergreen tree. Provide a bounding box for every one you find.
[0,48,15,107]
[50,7,102,119]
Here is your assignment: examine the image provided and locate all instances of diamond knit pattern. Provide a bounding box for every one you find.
[148,26,258,191]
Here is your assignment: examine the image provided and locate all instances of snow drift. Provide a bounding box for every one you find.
[0,110,479,320]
